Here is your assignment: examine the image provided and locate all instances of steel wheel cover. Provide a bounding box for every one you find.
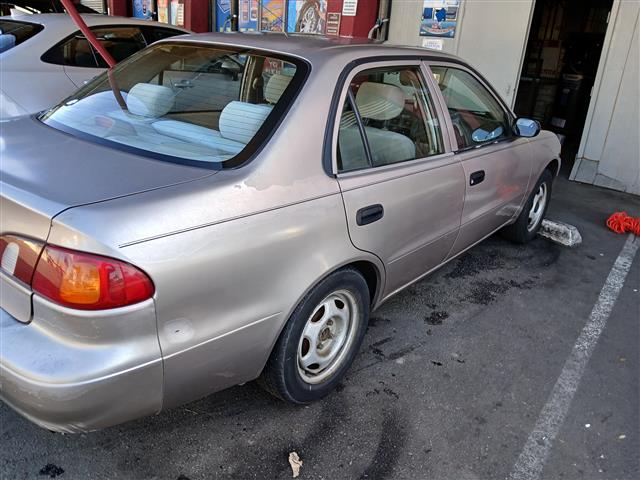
[527,182,548,232]
[297,289,359,384]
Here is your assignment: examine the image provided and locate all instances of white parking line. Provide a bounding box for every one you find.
[509,234,638,480]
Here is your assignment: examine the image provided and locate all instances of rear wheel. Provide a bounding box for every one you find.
[260,268,369,403]
[501,169,553,244]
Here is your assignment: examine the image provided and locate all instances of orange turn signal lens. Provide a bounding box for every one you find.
[58,262,101,304]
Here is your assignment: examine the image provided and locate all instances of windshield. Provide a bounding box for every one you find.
[0,19,43,52]
[41,42,306,168]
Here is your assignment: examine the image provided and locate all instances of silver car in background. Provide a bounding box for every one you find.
[0,34,560,432]
[0,13,188,118]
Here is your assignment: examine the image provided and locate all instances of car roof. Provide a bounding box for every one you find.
[162,31,463,65]
[0,12,190,30]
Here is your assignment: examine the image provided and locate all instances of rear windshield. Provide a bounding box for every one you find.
[0,19,43,52]
[41,42,307,168]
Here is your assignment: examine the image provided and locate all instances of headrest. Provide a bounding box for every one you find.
[399,70,417,86]
[264,73,292,104]
[219,101,272,144]
[355,82,405,121]
[126,83,174,118]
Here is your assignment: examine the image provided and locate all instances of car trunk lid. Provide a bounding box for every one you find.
[0,116,217,322]
[1,116,217,217]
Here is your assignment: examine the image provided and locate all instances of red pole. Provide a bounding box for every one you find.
[59,0,117,68]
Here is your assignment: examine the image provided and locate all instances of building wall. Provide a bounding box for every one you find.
[388,0,638,195]
[337,0,378,38]
[571,1,640,195]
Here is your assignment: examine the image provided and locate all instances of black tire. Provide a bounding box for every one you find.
[259,268,370,403]
[501,169,553,244]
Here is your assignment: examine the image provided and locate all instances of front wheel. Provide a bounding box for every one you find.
[259,268,370,403]
[501,169,553,243]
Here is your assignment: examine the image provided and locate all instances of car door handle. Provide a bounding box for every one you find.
[469,170,485,186]
[356,204,384,226]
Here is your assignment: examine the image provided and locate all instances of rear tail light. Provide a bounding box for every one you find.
[32,245,155,310]
[1,234,154,310]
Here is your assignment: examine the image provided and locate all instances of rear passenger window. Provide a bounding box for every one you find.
[337,66,443,172]
[42,27,147,68]
[431,66,510,149]
[92,27,147,67]
[41,33,99,67]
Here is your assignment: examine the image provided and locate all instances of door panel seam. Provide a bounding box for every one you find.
[387,227,459,265]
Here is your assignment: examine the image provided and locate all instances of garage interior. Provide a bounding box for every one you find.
[514,0,613,175]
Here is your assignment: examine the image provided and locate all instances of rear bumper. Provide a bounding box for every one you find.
[0,298,163,432]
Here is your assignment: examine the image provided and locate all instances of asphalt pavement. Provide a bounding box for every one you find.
[1,176,638,480]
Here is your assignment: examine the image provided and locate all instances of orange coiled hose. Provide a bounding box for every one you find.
[606,212,640,235]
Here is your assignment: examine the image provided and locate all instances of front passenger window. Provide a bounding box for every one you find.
[337,66,444,172]
[431,66,510,149]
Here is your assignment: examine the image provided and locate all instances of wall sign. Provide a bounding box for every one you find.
[132,0,152,19]
[170,0,185,26]
[287,0,327,34]
[239,0,258,31]
[420,0,459,38]
[261,0,286,32]
[326,12,341,36]
[157,0,169,23]
[342,0,358,17]
[422,38,443,50]
[215,0,232,31]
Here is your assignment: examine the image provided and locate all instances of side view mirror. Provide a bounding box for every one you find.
[514,117,541,138]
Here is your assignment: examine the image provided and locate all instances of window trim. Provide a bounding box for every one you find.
[424,61,516,153]
[344,88,373,169]
[329,59,450,176]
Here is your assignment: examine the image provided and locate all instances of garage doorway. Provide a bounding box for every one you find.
[513,0,613,175]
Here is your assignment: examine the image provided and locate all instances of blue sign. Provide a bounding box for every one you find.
[238,0,258,31]
[420,0,459,38]
[132,0,152,20]
[215,0,232,31]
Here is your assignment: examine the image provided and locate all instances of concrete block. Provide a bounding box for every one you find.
[539,219,582,247]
